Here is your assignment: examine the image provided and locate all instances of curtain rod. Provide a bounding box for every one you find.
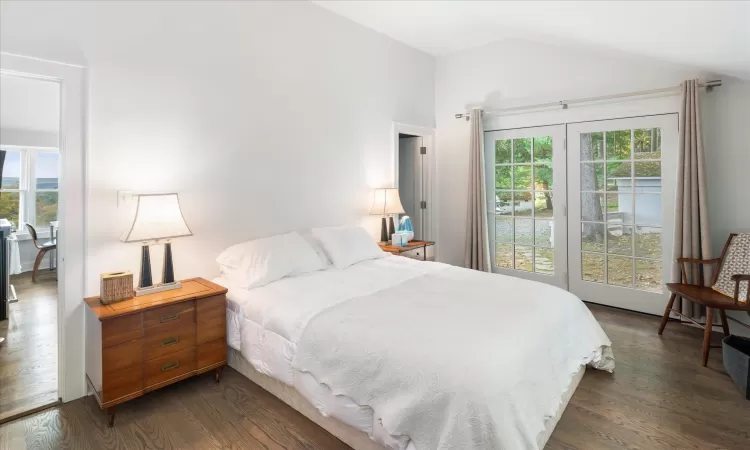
[455,79,722,120]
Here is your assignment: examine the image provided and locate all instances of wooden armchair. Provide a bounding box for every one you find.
[659,233,750,366]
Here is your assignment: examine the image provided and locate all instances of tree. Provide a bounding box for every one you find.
[581,133,605,243]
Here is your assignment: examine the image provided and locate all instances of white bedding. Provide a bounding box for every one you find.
[218,255,614,450]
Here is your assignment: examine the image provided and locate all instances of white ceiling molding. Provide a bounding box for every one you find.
[313,1,750,79]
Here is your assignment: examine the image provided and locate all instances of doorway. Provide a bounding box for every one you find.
[485,114,677,315]
[0,73,61,421]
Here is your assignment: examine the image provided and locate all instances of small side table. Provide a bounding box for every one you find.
[378,240,435,261]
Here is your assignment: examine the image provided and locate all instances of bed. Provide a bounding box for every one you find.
[215,252,614,450]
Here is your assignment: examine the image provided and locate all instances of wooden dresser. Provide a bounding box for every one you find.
[84,277,228,426]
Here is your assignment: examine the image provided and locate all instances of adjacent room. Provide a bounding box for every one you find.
[0,74,60,422]
[0,1,748,449]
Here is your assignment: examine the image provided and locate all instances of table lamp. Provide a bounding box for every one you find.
[369,188,405,242]
[121,193,192,296]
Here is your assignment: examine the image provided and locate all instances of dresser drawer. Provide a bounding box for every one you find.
[102,313,143,348]
[196,295,225,321]
[103,339,142,374]
[145,347,196,388]
[197,338,227,369]
[144,302,195,334]
[143,326,196,361]
[102,366,142,404]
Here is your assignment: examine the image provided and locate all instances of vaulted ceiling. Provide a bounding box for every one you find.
[313,1,750,79]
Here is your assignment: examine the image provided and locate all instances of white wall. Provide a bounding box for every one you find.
[435,38,750,329]
[0,0,435,295]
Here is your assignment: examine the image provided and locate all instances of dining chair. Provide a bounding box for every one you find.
[660,233,750,366]
[25,223,57,283]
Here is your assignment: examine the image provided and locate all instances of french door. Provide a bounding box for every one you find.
[567,115,677,315]
[485,125,568,289]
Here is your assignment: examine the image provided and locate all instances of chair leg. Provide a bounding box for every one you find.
[720,310,730,337]
[658,293,677,335]
[702,307,713,367]
[32,249,47,283]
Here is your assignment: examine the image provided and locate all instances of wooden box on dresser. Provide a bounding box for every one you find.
[84,277,228,426]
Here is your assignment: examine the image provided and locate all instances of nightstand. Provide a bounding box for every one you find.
[84,277,228,427]
[378,240,435,261]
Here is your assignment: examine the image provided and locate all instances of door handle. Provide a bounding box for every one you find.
[161,336,179,347]
[161,361,179,372]
[160,312,179,323]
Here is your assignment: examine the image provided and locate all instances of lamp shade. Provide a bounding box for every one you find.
[121,193,192,243]
[369,188,405,215]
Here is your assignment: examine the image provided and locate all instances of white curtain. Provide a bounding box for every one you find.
[9,233,22,275]
[464,109,491,272]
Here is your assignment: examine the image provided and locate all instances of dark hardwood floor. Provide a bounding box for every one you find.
[0,271,58,423]
[1,303,749,449]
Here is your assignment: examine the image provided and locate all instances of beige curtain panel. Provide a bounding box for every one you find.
[671,79,712,320]
[464,108,491,272]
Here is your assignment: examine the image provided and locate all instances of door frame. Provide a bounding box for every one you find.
[392,123,436,249]
[566,114,678,315]
[484,125,568,289]
[1,52,88,402]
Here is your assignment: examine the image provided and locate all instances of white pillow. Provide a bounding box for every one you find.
[311,226,386,269]
[216,232,325,289]
[301,231,332,268]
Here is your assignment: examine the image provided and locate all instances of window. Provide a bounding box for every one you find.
[0,147,59,231]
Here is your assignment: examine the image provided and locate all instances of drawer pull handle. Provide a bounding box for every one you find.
[161,361,180,372]
[162,336,179,347]
[160,313,179,323]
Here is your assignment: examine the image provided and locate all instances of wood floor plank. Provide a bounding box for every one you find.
[2,303,749,449]
[0,273,58,423]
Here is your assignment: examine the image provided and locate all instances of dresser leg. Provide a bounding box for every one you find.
[215,367,223,384]
[107,406,116,427]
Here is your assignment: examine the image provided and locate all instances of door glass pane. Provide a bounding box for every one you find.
[533,192,553,217]
[581,163,604,191]
[496,244,513,269]
[606,130,631,160]
[634,128,660,159]
[0,151,21,189]
[581,193,605,222]
[513,165,531,189]
[533,137,552,163]
[495,217,513,243]
[607,162,631,191]
[36,152,59,189]
[607,226,633,256]
[534,164,552,190]
[580,132,604,161]
[514,191,532,216]
[496,140,512,164]
[607,256,633,287]
[535,248,553,275]
[606,193,632,223]
[514,218,533,245]
[582,223,605,252]
[514,245,533,271]
[636,259,662,292]
[634,194,662,226]
[496,191,512,215]
[513,138,531,163]
[535,219,552,247]
[582,253,604,282]
[635,227,661,258]
[495,166,512,189]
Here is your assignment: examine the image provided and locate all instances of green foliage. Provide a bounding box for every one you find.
[0,192,20,228]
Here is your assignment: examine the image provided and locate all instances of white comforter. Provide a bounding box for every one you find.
[221,256,614,449]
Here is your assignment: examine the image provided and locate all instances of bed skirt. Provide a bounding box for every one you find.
[227,347,584,449]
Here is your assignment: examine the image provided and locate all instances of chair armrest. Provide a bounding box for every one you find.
[731,274,750,282]
[676,258,721,285]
